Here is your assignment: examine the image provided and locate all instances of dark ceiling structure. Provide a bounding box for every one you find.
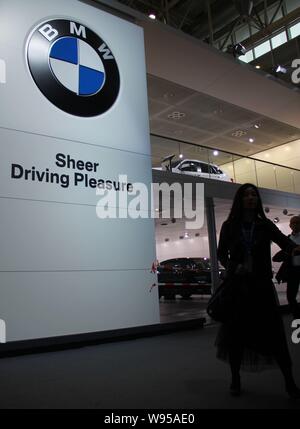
[117,0,300,85]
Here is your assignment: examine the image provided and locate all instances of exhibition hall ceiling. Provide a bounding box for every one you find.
[148,74,300,166]
[117,0,279,43]
[155,198,300,243]
[113,1,300,166]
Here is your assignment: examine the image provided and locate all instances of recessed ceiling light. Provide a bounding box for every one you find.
[249,137,255,143]
[213,150,219,156]
[164,238,169,242]
[149,13,156,20]
[167,111,186,120]
[179,153,184,159]
[254,123,260,129]
[255,65,261,69]
[232,130,247,137]
[163,92,175,99]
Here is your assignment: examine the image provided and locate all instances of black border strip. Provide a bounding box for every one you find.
[0,317,205,358]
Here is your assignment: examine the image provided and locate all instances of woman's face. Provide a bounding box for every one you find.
[242,187,258,210]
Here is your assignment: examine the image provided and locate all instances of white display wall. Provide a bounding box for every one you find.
[0,0,159,342]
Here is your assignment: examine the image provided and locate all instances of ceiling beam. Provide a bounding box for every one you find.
[243,6,300,48]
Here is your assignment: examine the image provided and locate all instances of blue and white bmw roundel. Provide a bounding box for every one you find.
[49,37,105,96]
[27,19,120,117]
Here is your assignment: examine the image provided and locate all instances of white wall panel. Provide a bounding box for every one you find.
[0,0,159,342]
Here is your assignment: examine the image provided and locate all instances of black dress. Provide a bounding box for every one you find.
[216,218,295,372]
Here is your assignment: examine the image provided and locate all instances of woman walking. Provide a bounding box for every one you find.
[217,183,300,398]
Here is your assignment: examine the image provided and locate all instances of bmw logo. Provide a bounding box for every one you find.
[27,19,120,117]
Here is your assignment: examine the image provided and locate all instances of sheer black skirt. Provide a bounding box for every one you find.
[215,274,292,372]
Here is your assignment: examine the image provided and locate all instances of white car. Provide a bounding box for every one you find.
[153,156,232,182]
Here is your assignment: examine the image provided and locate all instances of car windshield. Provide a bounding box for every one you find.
[171,160,182,168]
[214,167,223,174]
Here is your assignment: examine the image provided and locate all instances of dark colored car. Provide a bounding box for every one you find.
[157,257,225,299]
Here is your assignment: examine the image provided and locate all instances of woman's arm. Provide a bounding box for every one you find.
[266,219,296,253]
[217,221,230,268]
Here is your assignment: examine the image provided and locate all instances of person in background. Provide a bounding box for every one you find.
[217,183,300,398]
[274,215,300,319]
[286,216,300,318]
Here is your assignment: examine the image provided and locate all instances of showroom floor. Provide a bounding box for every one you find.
[0,314,299,409]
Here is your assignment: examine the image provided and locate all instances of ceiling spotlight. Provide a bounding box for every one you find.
[255,65,261,69]
[227,43,247,57]
[264,207,270,213]
[254,123,260,129]
[179,235,184,240]
[273,217,280,223]
[149,13,156,20]
[195,233,200,237]
[184,232,189,238]
[249,137,255,143]
[179,153,184,159]
[213,150,219,156]
[274,65,287,74]
[236,43,247,55]
[283,209,288,215]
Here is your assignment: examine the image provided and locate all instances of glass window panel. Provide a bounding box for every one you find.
[290,22,300,39]
[254,40,271,58]
[271,31,287,49]
[286,0,300,14]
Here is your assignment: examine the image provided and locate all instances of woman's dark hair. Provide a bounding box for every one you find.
[227,183,267,223]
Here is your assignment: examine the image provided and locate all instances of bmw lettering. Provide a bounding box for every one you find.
[27,19,120,116]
